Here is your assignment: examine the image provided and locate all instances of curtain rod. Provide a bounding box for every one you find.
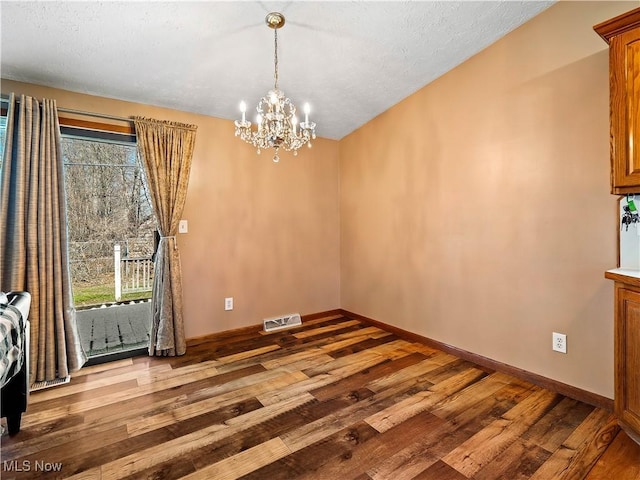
[0,95,133,124]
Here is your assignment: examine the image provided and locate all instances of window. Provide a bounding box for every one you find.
[61,123,156,360]
[61,128,155,307]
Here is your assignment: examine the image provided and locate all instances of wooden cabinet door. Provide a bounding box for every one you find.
[616,287,640,438]
[611,28,640,194]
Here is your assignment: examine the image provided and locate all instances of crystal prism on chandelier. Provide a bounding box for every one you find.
[234,12,316,163]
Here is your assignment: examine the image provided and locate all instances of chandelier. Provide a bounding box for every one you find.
[234,12,316,163]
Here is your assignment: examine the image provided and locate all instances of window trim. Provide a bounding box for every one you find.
[60,117,136,145]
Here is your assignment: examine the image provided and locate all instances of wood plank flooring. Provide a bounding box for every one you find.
[0,313,637,479]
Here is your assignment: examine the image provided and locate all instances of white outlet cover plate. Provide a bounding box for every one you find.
[552,332,567,354]
[179,219,188,233]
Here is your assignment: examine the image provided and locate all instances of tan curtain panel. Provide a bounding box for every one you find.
[133,117,197,356]
[0,93,87,383]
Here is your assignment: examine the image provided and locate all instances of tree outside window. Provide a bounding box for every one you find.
[62,136,156,307]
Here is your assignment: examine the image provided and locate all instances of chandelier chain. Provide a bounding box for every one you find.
[274,29,279,90]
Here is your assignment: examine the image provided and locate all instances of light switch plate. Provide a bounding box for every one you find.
[178,219,188,234]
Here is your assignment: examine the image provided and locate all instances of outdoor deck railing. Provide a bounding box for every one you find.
[114,245,154,300]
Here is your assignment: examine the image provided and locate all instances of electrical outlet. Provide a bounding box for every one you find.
[552,332,567,354]
[224,297,233,311]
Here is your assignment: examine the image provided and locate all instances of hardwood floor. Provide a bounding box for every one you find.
[1,313,637,479]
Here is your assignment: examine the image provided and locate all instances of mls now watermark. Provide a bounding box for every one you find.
[3,460,63,473]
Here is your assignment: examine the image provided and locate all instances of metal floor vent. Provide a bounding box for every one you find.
[263,313,302,332]
[31,375,70,392]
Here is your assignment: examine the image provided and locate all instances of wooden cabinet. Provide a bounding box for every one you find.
[605,270,640,444]
[598,8,640,445]
[613,282,640,444]
[595,8,640,194]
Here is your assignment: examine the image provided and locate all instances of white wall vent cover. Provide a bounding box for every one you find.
[263,313,302,332]
[31,375,70,392]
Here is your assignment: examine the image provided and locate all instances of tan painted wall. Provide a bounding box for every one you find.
[3,0,634,398]
[1,79,341,339]
[340,1,634,399]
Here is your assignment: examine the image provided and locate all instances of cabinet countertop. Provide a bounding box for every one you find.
[605,268,640,287]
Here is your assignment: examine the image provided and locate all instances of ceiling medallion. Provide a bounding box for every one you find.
[234,12,316,163]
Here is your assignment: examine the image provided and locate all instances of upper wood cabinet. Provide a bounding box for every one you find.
[595,8,640,195]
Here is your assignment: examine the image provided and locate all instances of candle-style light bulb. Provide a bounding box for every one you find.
[292,115,298,135]
[303,103,310,124]
[257,114,263,131]
[240,101,247,123]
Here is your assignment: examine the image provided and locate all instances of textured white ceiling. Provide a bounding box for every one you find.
[1,1,554,140]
